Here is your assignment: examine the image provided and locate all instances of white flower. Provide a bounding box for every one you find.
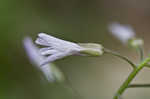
[23,37,64,82]
[109,22,135,44]
[35,33,103,65]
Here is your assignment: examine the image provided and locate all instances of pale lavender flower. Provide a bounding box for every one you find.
[35,33,104,65]
[109,22,135,44]
[23,37,63,82]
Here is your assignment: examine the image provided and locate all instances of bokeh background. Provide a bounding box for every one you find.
[1,0,150,99]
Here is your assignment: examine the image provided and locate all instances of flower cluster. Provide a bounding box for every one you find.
[23,22,144,83]
[22,22,148,99]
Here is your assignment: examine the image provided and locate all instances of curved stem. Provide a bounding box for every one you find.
[113,57,150,99]
[104,48,136,69]
[113,66,143,99]
[136,46,144,62]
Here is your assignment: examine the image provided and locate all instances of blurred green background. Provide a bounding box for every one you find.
[1,0,150,99]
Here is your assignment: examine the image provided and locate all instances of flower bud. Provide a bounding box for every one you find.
[78,43,104,56]
[128,38,144,48]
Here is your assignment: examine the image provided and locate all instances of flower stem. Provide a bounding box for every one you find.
[128,84,150,88]
[136,46,144,62]
[104,48,136,69]
[113,57,150,99]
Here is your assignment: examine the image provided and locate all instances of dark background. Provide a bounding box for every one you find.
[1,0,150,99]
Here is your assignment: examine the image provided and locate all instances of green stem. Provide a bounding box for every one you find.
[113,57,150,99]
[136,46,144,62]
[104,48,136,69]
[128,84,150,88]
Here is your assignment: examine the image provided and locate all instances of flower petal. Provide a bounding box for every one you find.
[35,37,50,46]
[109,22,135,43]
[23,37,60,82]
[23,37,43,66]
[36,33,82,52]
[41,52,70,66]
[39,47,58,55]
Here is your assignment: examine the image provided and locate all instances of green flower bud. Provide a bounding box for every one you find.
[128,38,144,48]
[78,43,104,56]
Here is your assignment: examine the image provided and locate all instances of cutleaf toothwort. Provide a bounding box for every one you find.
[35,33,104,65]
[22,22,149,99]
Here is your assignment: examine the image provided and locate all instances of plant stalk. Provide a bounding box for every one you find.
[113,57,150,99]
[104,48,136,69]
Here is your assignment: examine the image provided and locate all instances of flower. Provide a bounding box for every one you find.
[35,33,104,65]
[109,22,135,44]
[23,37,64,82]
[128,38,144,48]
